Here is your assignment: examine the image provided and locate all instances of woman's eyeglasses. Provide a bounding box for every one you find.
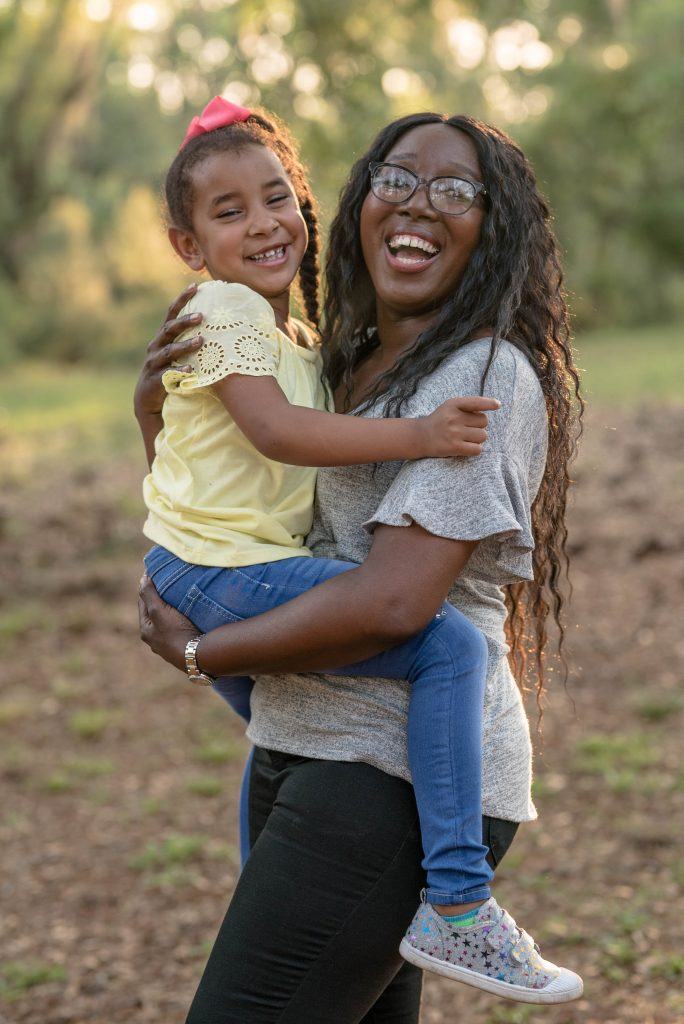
[368,162,487,216]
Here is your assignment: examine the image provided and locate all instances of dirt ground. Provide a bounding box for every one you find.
[1,403,682,1024]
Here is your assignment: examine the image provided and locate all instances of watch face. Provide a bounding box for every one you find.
[189,673,214,687]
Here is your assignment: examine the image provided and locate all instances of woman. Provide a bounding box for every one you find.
[137,113,581,1022]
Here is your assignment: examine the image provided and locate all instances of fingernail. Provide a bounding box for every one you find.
[191,312,202,321]
[192,335,203,346]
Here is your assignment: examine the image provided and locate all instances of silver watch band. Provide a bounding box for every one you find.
[184,636,214,686]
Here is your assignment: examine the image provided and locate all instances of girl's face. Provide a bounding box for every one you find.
[359,123,485,318]
[170,144,308,299]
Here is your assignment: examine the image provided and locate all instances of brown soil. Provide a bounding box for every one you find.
[1,405,682,1024]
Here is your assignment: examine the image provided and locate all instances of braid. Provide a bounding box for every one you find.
[298,196,321,327]
[164,107,321,329]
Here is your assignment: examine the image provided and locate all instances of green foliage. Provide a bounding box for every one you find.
[1,1,683,365]
[0,961,67,1001]
[68,708,118,740]
[130,833,208,871]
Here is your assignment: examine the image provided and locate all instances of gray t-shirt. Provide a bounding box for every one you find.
[247,338,548,822]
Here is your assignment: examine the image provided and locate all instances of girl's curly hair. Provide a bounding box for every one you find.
[322,112,583,704]
[164,109,320,327]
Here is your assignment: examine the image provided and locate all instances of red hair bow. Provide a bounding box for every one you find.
[180,95,252,150]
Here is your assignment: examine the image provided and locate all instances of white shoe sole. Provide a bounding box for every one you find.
[399,939,584,1004]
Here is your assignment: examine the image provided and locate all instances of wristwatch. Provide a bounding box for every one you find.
[184,637,215,686]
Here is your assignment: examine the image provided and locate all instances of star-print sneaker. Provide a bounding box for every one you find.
[400,895,583,1004]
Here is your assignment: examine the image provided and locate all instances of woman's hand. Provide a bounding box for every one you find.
[134,283,204,420]
[138,575,199,673]
[420,395,500,458]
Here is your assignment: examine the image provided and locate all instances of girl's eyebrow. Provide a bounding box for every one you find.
[210,178,289,208]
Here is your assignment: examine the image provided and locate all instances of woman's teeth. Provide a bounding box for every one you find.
[387,234,439,262]
[249,245,286,263]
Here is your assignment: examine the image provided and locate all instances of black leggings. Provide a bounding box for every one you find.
[186,748,519,1024]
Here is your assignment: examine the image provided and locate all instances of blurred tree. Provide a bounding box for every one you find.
[0,0,682,362]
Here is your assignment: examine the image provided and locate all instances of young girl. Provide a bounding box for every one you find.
[141,96,581,1004]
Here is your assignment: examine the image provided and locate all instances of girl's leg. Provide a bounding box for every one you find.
[143,547,253,721]
[146,546,490,900]
[185,750,426,1024]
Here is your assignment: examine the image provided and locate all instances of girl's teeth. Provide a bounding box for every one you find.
[250,246,286,262]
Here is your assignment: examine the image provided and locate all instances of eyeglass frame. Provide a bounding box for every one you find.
[368,161,488,216]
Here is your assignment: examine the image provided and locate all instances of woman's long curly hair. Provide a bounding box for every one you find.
[164,110,320,327]
[322,112,583,704]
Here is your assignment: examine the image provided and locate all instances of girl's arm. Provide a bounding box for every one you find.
[134,284,205,469]
[215,374,498,465]
[139,522,477,675]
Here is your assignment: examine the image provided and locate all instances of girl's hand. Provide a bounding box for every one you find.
[421,396,500,458]
[138,575,198,673]
[134,284,204,419]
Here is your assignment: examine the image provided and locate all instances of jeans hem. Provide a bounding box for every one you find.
[425,885,491,906]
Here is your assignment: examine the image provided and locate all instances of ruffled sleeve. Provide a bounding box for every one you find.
[363,450,536,585]
[162,281,280,394]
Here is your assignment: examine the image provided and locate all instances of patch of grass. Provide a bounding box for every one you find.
[0,700,32,726]
[194,736,240,765]
[574,731,661,791]
[185,775,223,797]
[130,834,208,872]
[64,756,115,778]
[50,677,87,701]
[650,954,684,980]
[634,695,682,722]
[0,604,46,640]
[68,709,118,740]
[0,961,67,1001]
[576,322,684,404]
[41,772,77,794]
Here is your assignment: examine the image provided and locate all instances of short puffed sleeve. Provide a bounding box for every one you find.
[162,281,280,393]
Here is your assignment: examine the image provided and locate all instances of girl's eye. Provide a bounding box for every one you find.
[267,193,291,205]
[217,208,241,219]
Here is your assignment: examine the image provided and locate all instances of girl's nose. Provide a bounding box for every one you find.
[248,214,279,235]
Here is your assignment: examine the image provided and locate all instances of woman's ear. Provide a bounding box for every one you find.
[168,227,206,272]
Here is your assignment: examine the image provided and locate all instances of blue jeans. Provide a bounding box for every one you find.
[144,544,492,904]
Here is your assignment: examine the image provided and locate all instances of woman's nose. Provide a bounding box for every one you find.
[396,182,439,219]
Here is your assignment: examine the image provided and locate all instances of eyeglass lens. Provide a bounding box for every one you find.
[371,164,477,215]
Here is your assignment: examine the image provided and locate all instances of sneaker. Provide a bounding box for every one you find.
[399,895,583,1004]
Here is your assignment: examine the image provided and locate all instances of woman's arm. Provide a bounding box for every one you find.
[215,374,498,465]
[134,284,205,469]
[139,523,477,675]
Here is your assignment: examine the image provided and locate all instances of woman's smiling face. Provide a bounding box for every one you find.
[359,123,486,317]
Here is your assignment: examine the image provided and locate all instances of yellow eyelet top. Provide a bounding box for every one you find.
[143,281,327,567]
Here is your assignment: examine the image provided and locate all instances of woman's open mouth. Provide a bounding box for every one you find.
[384,233,441,273]
[247,244,290,267]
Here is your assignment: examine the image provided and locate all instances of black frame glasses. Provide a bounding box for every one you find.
[368,161,487,216]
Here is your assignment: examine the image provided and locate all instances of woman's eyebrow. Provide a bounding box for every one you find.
[388,153,481,179]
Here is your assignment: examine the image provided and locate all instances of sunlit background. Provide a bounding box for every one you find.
[1,0,683,364]
[1,3,683,1023]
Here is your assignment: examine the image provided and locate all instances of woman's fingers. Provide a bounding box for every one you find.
[149,313,203,354]
[148,334,203,372]
[165,283,198,323]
